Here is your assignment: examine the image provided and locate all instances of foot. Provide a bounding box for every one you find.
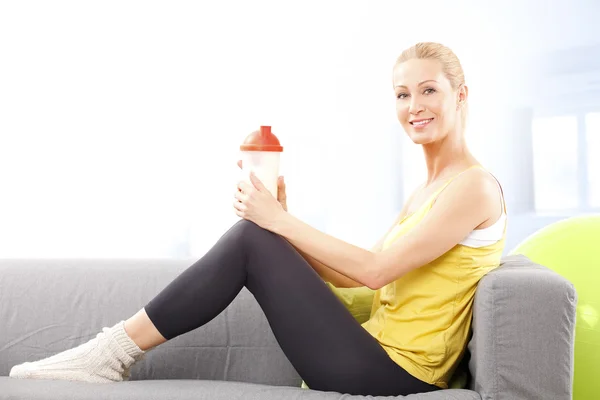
[9,321,145,383]
[123,352,146,381]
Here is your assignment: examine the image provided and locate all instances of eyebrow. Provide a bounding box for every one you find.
[394,80,438,89]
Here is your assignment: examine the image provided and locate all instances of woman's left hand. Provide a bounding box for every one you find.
[234,172,286,231]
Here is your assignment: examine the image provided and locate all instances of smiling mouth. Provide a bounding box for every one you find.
[410,118,434,126]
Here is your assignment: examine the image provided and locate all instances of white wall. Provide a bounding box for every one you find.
[0,0,598,258]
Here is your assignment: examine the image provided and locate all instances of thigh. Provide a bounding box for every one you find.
[239,221,438,396]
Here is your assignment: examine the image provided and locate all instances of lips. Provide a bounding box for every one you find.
[410,118,434,127]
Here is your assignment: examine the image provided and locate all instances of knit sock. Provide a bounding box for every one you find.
[9,321,145,383]
[123,352,146,381]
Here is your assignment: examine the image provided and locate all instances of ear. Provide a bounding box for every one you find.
[457,84,468,106]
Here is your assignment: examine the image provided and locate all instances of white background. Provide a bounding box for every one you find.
[1,0,599,258]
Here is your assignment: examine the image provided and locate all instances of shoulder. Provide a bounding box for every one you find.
[433,166,502,222]
[450,166,499,196]
[373,166,503,283]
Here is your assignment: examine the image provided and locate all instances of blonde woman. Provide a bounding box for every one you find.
[10,42,506,396]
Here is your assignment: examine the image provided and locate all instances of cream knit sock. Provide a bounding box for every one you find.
[9,321,145,383]
[123,351,146,381]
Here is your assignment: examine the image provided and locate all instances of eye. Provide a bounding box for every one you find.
[424,88,436,95]
[396,93,408,100]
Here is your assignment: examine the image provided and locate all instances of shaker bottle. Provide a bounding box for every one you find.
[240,125,283,198]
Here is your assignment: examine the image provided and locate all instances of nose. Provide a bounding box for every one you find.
[408,97,424,115]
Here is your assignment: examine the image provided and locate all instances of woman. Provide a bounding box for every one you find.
[10,42,507,396]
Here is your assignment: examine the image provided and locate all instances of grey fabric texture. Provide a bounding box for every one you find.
[468,254,577,400]
[0,259,300,386]
[0,378,481,400]
[0,256,575,399]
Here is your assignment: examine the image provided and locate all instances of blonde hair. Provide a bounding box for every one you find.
[394,42,468,129]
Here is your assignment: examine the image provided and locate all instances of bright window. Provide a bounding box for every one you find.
[532,116,579,211]
[587,113,600,208]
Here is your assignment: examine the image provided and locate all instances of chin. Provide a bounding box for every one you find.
[407,131,437,145]
[402,123,433,143]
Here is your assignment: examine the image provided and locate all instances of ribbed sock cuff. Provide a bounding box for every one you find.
[108,321,145,361]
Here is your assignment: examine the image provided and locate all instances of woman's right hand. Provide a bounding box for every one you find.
[237,160,288,212]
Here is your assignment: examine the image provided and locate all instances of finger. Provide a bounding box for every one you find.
[277,178,286,198]
[238,180,254,195]
[249,171,266,192]
[234,209,244,218]
[277,186,286,198]
[233,199,246,212]
[277,176,286,189]
[234,190,246,202]
[237,160,242,169]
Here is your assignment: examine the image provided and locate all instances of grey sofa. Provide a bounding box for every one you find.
[0,254,576,400]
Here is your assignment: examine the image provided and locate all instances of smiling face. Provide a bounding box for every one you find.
[393,58,465,145]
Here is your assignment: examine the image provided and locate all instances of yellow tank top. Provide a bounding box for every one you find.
[361,166,507,388]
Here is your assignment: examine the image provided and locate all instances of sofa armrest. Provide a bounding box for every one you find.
[468,254,577,400]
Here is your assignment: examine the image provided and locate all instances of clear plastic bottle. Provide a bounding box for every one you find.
[240,126,283,198]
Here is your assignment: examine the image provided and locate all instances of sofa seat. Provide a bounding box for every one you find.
[0,378,481,400]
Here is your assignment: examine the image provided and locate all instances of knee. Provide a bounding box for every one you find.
[231,219,265,237]
[230,219,280,246]
[230,219,293,257]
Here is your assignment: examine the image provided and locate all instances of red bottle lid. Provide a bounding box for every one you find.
[240,126,284,152]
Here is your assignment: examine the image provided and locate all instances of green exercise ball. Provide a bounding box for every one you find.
[510,215,600,400]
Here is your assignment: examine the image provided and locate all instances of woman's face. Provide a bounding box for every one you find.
[393,58,463,145]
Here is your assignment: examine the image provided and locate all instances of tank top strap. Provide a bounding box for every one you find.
[467,165,508,215]
[427,165,507,217]
[488,171,508,215]
[427,165,482,207]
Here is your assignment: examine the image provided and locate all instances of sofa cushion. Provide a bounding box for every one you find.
[0,259,301,386]
[0,378,482,400]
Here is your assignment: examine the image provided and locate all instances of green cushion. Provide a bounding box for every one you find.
[324,283,375,324]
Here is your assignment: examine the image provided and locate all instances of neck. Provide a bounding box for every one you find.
[422,130,475,186]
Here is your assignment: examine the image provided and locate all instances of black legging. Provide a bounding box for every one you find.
[144,220,440,396]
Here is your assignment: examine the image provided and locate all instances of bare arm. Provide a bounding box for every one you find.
[275,170,499,289]
[290,245,363,288]
[290,191,418,288]
[271,183,434,289]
